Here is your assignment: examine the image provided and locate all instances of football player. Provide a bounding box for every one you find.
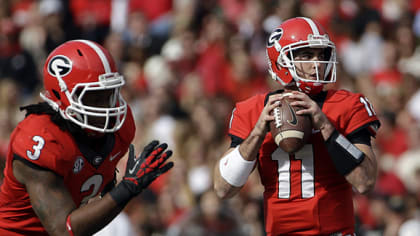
[214,17,380,235]
[0,40,174,235]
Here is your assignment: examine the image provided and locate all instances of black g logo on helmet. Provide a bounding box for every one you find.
[267,28,283,47]
[48,55,72,77]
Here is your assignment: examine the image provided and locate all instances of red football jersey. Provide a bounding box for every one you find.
[229,90,379,235]
[0,107,135,235]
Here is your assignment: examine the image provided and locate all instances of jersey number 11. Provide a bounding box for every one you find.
[271,145,314,199]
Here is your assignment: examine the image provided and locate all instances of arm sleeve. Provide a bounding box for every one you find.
[347,126,374,146]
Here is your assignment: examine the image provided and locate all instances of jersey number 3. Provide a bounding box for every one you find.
[271,145,314,199]
[26,136,45,160]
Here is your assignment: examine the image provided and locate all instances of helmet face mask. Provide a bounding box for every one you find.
[41,40,127,133]
[266,17,337,95]
[66,73,127,133]
[288,45,336,93]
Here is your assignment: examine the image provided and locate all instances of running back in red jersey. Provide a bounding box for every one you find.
[269,93,312,153]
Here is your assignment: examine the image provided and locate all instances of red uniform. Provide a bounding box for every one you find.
[0,108,135,235]
[229,89,379,235]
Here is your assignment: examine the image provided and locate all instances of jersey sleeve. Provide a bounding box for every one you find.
[228,94,267,142]
[324,90,380,138]
[343,94,380,137]
[228,107,252,140]
[11,124,69,176]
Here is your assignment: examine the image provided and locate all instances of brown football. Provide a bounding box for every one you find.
[269,93,312,153]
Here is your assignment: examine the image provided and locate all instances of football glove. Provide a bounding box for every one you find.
[110,140,174,206]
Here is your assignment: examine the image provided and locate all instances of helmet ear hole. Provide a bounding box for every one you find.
[52,89,61,100]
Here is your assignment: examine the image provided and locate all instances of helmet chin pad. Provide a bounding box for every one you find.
[296,81,324,95]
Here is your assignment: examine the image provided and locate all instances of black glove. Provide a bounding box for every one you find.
[109,140,174,206]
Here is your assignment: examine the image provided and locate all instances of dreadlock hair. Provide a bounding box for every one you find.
[20,102,84,136]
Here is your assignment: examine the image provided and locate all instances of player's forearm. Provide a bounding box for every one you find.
[320,121,377,193]
[316,115,335,141]
[239,126,267,161]
[68,194,123,235]
[344,144,378,194]
[214,128,264,199]
[213,159,243,199]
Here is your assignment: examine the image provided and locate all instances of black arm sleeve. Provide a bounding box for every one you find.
[347,127,373,146]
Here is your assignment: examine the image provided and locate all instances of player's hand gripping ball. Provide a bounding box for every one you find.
[269,93,312,153]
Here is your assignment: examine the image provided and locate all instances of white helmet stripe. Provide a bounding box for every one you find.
[75,40,111,73]
[299,17,320,36]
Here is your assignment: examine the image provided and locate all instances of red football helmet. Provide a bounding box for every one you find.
[266,17,337,95]
[40,40,127,133]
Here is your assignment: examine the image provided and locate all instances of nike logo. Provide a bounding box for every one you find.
[109,151,121,161]
[286,102,298,126]
[128,160,140,175]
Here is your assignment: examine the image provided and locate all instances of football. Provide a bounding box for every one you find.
[269,93,312,153]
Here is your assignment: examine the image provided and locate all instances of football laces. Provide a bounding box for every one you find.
[273,107,282,128]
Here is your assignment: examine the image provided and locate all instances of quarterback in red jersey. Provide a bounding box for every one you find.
[0,40,173,235]
[214,17,380,235]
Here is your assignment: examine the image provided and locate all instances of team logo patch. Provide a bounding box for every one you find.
[267,28,283,47]
[73,157,84,174]
[48,55,72,77]
[93,156,103,165]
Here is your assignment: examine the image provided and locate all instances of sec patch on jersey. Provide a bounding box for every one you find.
[269,93,312,153]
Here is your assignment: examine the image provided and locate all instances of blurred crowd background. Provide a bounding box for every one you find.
[1,0,420,235]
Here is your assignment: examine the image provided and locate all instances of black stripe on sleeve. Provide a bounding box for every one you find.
[349,120,381,137]
[13,154,50,171]
[229,134,244,148]
[347,128,372,146]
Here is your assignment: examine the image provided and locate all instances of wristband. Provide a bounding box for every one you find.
[325,129,365,176]
[66,214,75,236]
[109,181,134,207]
[219,146,256,187]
